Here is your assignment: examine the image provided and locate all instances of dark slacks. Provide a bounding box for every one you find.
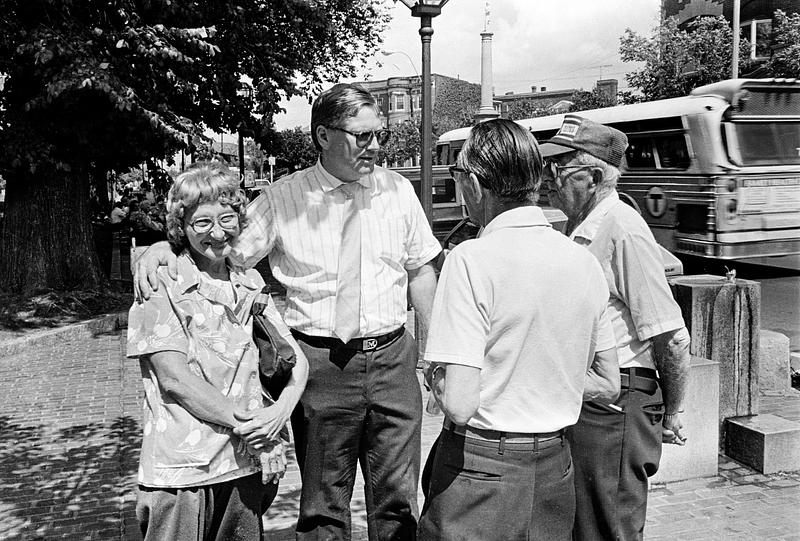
[419,428,575,541]
[566,384,664,541]
[136,472,277,541]
[292,330,422,540]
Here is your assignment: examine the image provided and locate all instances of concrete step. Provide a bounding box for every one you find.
[724,413,800,473]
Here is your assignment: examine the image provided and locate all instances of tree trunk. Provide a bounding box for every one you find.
[0,163,105,294]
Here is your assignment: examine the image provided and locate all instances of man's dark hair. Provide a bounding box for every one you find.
[459,118,543,202]
[310,83,378,151]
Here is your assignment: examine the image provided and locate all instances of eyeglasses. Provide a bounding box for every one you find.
[448,166,472,182]
[544,160,597,179]
[327,126,391,148]
[188,213,240,234]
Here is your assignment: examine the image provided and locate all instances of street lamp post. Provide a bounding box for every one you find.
[236,83,253,188]
[397,0,449,226]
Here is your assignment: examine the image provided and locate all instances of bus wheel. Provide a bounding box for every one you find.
[619,192,641,214]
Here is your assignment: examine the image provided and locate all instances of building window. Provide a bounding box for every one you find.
[741,19,772,60]
[392,93,405,111]
[411,92,421,112]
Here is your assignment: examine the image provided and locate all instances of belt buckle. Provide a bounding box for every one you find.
[363,338,378,351]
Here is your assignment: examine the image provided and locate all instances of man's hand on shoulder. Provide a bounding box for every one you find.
[134,241,179,302]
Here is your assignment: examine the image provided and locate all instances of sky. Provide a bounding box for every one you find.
[273,0,663,130]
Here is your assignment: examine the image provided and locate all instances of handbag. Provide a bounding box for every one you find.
[251,286,297,401]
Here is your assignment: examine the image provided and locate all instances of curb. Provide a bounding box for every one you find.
[0,311,129,359]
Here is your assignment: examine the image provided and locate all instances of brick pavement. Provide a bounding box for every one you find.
[1,325,799,540]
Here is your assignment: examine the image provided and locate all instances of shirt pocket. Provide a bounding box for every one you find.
[375,217,407,263]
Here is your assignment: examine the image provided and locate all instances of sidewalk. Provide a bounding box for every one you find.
[1,319,799,540]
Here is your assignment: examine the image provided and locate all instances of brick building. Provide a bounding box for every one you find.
[356,74,481,127]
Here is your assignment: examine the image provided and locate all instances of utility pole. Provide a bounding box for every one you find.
[732,0,741,78]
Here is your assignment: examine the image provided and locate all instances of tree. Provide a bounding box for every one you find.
[381,119,421,167]
[273,127,317,174]
[0,0,389,293]
[432,76,480,138]
[504,98,551,121]
[568,87,616,112]
[766,10,800,78]
[620,16,754,101]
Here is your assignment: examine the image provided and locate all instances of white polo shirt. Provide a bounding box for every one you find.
[570,192,685,370]
[424,206,615,433]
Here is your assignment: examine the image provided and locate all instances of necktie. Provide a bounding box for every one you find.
[334,182,361,342]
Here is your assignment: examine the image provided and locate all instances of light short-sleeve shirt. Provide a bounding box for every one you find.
[570,191,685,369]
[424,206,615,433]
[231,160,441,337]
[126,252,266,488]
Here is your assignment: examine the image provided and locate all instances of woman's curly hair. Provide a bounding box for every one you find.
[165,161,249,249]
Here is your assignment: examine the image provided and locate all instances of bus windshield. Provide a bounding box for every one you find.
[732,121,800,166]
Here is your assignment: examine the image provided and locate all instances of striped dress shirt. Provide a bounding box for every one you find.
[231,160,441,338]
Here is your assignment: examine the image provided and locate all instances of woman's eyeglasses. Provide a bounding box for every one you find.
[189,213,240,234]
[327,127,391,148]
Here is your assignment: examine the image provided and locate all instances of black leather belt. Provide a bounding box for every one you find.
[620,367,659,395]
[443,418,563,444]
[291,326,405,352]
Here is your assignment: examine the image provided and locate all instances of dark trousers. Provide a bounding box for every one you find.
[136,472,277,541]
[566,384,664,541]
[419,428,575,541]
[292,330,422,540]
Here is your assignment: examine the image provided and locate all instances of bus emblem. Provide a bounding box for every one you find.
[646,187,668,218]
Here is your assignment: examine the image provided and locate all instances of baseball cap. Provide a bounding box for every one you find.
[539,115,628,168]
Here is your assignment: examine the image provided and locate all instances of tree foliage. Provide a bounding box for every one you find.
[432,76,480,138]
[381,119,421,167]
[0,0,390,293]
[620,16,754,101]
[273,127,317,174]
[766,10,800,78]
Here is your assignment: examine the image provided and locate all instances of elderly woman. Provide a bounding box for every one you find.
[127,162,308,541]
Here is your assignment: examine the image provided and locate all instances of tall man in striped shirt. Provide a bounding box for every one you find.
[136,83,441,540]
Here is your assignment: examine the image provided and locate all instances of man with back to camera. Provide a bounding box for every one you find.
[540,114,691,541]
[419,118,620,540]
[135,83,441,540]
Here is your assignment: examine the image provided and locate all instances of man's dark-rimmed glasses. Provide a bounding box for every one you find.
[328,127,391,148]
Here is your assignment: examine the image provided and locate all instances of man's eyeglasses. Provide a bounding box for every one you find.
[188,213,240,234]
[449,166,472,182]
[544,160,597,179]
[328,127,391,148]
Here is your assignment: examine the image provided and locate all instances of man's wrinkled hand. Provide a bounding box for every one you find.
[133,241,178,302]
[662,412,687,446]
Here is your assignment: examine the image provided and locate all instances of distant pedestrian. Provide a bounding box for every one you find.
[110,201,128,225]
[129,200,165,246]
[419,119,619,541]
[541,114,691,541]
[127,162,309,541]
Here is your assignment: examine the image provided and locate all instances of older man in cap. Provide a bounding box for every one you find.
[540,114,691,541]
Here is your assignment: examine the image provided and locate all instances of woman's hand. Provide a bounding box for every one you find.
[233,404,290,448]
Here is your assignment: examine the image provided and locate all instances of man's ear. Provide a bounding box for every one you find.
[467,172,484,204]
[316,125,331,150]
[589,167,603,189]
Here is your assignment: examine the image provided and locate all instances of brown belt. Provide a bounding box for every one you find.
[291,326,404,352]
[443,417,563,444]
[620,367,659,395]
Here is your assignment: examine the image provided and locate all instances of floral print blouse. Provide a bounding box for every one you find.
[127,251,266,488]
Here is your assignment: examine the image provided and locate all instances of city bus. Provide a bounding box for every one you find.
[435,78,800,262]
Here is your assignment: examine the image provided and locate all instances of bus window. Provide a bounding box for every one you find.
[625,137,656,168]
[436,143,449,165]
[733,121,800,166]
[655,134,691,169]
